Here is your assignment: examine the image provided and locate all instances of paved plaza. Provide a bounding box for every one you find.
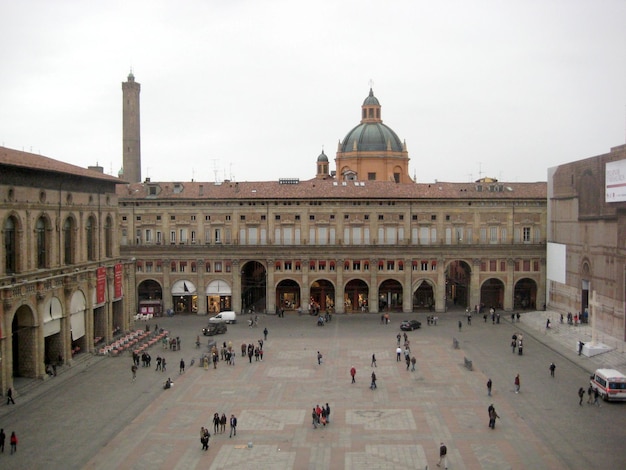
[1,308,625,469]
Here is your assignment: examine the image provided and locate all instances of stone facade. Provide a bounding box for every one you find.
[548,143,626,341]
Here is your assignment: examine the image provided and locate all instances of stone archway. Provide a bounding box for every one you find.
[241,261,267,313]
[11,304,37,378]
[481,278,505,310]
[310,279,335,313]
[413,280,435,311]
[445,260,472,307]
[276,279,301,312]
[378,279,403,312]
[514,278,538,310]
[344,279,368,312]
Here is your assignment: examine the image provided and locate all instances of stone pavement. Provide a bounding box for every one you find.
[0,309,625,469]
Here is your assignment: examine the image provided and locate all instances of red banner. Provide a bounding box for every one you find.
[114,263,123,299]
[96,267,106,305]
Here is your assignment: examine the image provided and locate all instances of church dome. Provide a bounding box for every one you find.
[340,122,403,152]
[317,150,329,162]
[340,88,403,153]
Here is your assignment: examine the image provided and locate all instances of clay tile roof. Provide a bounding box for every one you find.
[0,146,124,184]
[118,179,546,201]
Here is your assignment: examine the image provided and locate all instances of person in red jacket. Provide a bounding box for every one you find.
[10,431,17,455]
[350,366,356,383]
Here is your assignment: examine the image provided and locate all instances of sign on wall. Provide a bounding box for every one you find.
[96,267,106,304]
[114,263,123,299]
[605,159,626,202]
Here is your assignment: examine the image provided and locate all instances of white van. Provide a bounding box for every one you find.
[208,311,237,324]
[590,368,626,402]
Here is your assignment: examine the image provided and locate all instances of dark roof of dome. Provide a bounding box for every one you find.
[317,150,328,162]
[363,88,380,106]
[340,122,403,153]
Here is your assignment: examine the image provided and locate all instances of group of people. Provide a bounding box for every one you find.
[511,333,524,355]
[311,403,331,428]
[132,351,152,368]
[0,428,18,455]
[200,412,238,451]
[578,385,601,406]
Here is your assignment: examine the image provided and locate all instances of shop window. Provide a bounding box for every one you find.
[205,262,211,273]
[214,262,222,272]
[171,261,177,272]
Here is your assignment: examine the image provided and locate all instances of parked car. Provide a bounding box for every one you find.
[202,323,227,336]
[208,311,237,324]
[400,320,421,331]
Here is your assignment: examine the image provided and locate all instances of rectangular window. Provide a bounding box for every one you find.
[421,261,428,271]
[191,262,197,273]
[146,262,153,273]
[352,260,361,270]
[180,261,187,272]
[500,261,506,271]
[489,227,498,243]
[387,260,395,270]
[190,215,196,221]
[240,215,246,221]
[319,260,326,271]
[368,172,376,180]
[523,260,531,271]
[170,231,176,244]
[523,227,531,242]
[170,261,177,272]
[501,228,507,243]
[156,215,161,221]
[171,215,175,221]
[533,260,539,271]
[214,229,221,243]
[136,216,141,221]
[480,228,487,243]
[214,262,222,272]
[225,215,231,221]
[191,231,196,243]
[284,261,292,270]
[378,214,384,220]
[179,229,188,243]
[489,260,497,271]
[205,262,211,272]
[145,229,153,243]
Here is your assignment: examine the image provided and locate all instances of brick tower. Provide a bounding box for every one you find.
[122,71,141,183]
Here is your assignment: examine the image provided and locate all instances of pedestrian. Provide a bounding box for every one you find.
[578,341,584,356]
[263,327,268,340]
[179,358,185,374]
[131,364,138,382]
[325,403,331,423]
[201,427,210,451]
[176,336,181,350]
[6,387,15,405]
[162,358,167,372]
[196,335,201,348]
[312,407,319,428]
[593,387,600,406]
[397,333,401,346]
[370,371,377,389]
[371,353,377,367]
[488,404,500,429]
[317,351,323,365]
[411,356,416,371]
[229,414,237,438]
[156,356,162,371]
[405,354,411,370]
[396,346,402,362]
[587,385,594,404]
[578,387,585,405]
[241,342,247,357]
[467,314,471,325]
[350,366,356,383]
[487,378,492,396]
[220,413,227,433]
[437,442,447,468]
[0,428,5,453]
[549,362,556,377]
[518,340,523,355]
[514,373,520,393]
[9,431,17,455]
[213,413,220,433]
[458,320,462,332]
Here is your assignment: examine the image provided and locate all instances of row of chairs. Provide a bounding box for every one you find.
[98,329,151,356]
[131,330,169,356]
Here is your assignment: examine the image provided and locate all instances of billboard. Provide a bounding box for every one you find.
[605,159,626,202]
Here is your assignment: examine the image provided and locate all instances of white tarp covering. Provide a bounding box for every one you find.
[70,291,86,340]
[171,280,196,295]
[206,280,231,295]
[606,159,626,202]
[43,297,63,337]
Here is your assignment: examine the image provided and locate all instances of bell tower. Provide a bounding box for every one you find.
[122,71,141,183]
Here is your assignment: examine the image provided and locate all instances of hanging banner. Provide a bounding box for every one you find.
[114,263,123,299]
[96,267,106,305]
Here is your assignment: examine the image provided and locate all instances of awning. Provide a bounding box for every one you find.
[206,280,232,295]
[44,319,61,337]
[43,297,63,337]
[71,311,85,340]
[171,280,196,295]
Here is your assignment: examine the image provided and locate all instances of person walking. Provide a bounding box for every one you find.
[370,371,377,389]
[549,362,556,378]
[312,407,319,428]
[587,385,594,404]
[437,442,447,468]
[9,431,17,455]
[162,358,167,372]
[263,327,268,340]
[514,374,520,393]
[350,366,356,383]
[131,364,138,382]
[593,387,601,406]
[201,427,210,451]
[578,387,585,405]
[371,353,377,367]
[317,351,323,365]
[396,346,402,362]
[220,413,227,433]
[396,333,401,346]
[488,404,500,429]
[487,378,492,396]
[229,414,237,438]
[458,320,462,332]
[411,356,416,371]
[0,428,5,453]
[6,387,15,405]
[179,358,185,374]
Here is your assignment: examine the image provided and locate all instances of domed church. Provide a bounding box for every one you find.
[334,88,411,183]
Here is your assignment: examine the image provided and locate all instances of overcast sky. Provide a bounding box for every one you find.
[1,0,625,184]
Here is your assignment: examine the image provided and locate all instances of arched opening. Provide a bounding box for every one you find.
[514,278,538,310]
[4,215,18,274]
[63,217,75,265]
[86,215,96,261]
[70,291,87,357]
[378,279,403,312]
[481,278,505,310]
[241,261,266,313]
[445,260,472,307]
[310,279,335,313]
[137,279,163,316]
[276,279,301,312]
[43,297,64,371]
[413,280,435,311]
[35,216,49,269]
[11,305,37,378]
[104,215,113,258]
[171,280,197,314]
[206,279,232,313]
[344,279,368,312]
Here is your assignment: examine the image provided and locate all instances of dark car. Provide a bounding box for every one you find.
[202,323,227,336]
[400,320,421,331]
